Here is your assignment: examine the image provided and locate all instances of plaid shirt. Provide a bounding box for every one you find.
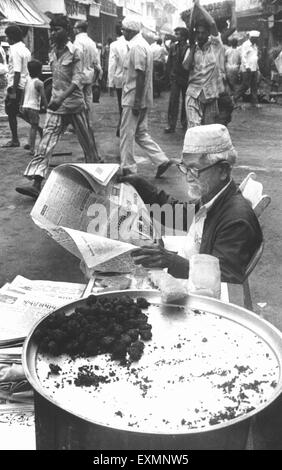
[49,41,85,114]
[186,35,224,101]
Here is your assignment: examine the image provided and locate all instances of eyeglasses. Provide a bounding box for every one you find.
[177,160,229,178]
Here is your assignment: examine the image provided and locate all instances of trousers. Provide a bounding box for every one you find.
[186,95,218,128]
[120,106,168,173]
[167,80,187,130]
[234,71,258,105]
[83,84,93,111]
[24,110,99,180]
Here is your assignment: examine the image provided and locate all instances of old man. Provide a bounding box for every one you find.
[120,124,263,284]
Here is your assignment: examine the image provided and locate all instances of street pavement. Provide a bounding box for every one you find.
[0,92,281,331]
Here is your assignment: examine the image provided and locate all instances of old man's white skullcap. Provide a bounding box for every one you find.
[249,30,260,38]
[183,124,237,165]
[122,16,142,33]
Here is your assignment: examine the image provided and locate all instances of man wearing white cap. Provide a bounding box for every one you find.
[234,31,260,105]
[120,16,174,178]
[120,124,262,284]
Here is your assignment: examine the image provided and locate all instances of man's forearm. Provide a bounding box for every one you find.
[134,70,145,106]
[60,83,78,102]
[221,6,237,44]
[13,72,21,93]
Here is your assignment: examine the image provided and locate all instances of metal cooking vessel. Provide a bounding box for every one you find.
[23,291,282,450]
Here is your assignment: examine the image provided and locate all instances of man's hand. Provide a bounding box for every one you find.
[48,97,64,111]
[132,103,141,117]
[131,245,177,269]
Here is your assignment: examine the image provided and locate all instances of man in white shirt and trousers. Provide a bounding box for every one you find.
[108,24,128,137]
[74,21,103,113]
[120,16,174,179]
[3,25,31,148]
[234,30,260,106]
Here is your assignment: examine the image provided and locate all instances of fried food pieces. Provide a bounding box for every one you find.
[34,295,152,363]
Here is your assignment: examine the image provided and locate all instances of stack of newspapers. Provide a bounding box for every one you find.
[0,275,90,449]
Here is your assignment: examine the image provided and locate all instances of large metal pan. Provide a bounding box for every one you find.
[23,291,282,450]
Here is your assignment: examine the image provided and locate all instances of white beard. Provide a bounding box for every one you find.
[187,182,202,202]
[187,180,210,203]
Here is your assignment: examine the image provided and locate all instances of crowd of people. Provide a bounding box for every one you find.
[0,0,265,286]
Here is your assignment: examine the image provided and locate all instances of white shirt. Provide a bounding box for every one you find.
[150,43,166,63]
[74,32,101,85]
[180,181,232,261]
[122,33,154,109]
[108,35,128,89]
[23,77,41,110]
[8,41,31,89]
[240,39,258,72]
[0,46,7,74]
[225,46,241,71]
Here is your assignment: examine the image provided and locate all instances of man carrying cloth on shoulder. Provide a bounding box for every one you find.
[183,0,224,128]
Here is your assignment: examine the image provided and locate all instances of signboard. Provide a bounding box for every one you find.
[100,0,117,16]
[64,0,88,20]
[90,2,101,17]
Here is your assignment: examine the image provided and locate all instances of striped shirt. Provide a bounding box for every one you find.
[49,41,85,114]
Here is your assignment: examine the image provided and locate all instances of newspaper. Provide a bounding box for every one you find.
[49,227,136,269]
[0,277,86,342]
[31,163,156,270]
[0,404,35,450]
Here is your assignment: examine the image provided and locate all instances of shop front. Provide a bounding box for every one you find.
[88,0,118,45]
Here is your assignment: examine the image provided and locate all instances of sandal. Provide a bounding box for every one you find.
[15,185,40,200]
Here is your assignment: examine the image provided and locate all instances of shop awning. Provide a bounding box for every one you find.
[0,0,50,28]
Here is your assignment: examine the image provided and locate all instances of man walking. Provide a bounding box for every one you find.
[183,1,224,128]
[234,31,260,106]
[73,20,102,112]
[164,27,189,134]
[108,24,128,137]
[3,25,31,148]
[16,15,100,200]
[120,17,173,178]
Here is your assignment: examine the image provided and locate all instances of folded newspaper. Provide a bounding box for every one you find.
[31,163,157,270]
[0,276,87,343]
[0,404,35,450]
